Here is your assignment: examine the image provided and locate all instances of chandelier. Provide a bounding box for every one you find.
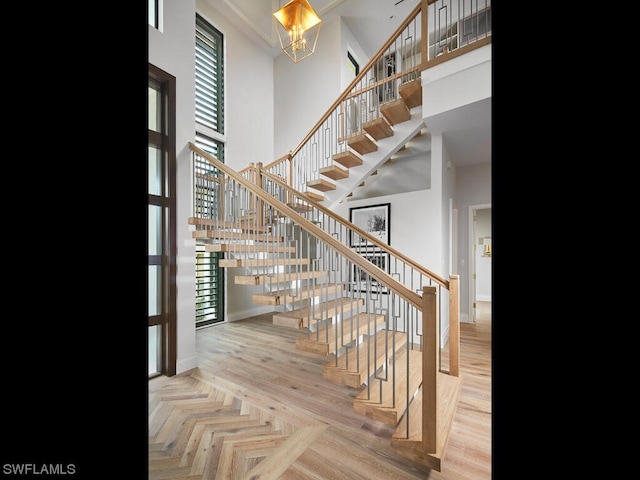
[273,0,322,63]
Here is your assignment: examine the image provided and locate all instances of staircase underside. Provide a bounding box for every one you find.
[318,109,426,209]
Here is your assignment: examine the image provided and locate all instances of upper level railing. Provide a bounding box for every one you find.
[257,0,491,195]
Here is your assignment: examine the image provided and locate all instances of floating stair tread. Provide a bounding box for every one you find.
[333,151,363,169]
[347,134,378,155]
[398,79,423,109]
[188,217,269,231]
[353,348,422,426]
[307,178,337,192]
[287,202,313,213]
[320,165,349,180]
[363,117,394,140]
[390,372,463,472]
[273,298,364,329]
[305,190,324,201]
[204,244,296,253]
[296,313,386,356]
[322,331,408,389]
[380,99,411,125]
[253,284,341,306]
[193,231,283,242]
[220,257,309,268]
[193,224,272,234]
[235,270,327,285]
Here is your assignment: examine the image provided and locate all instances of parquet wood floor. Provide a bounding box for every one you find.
[148,302,491,479]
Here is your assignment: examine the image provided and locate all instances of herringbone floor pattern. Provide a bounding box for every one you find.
[149,373,324,479]
[149,302,491,479]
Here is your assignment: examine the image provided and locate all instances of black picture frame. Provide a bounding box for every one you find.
[351,248,389,294]
[349,203,390,247]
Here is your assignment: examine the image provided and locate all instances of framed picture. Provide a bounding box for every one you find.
[349,203,390,247]
[351,249,389,294]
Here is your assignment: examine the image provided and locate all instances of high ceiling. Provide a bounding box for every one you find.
[210,0,422,58]
[209,0,491,199]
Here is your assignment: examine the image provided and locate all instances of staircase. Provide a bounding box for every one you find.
[304,79,426,209]
[185,0,493,470]
[187,75,459,471]
[187,171,462,471]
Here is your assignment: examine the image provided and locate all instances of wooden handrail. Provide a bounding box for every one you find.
[261,169,449,289]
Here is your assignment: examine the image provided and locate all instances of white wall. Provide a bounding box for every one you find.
[456,163,491,320]
[339,18,369,91]
[273,15,344,158]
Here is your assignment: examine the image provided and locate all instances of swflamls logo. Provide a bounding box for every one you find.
[2,463,76,475]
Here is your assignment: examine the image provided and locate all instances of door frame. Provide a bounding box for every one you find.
[468,203,491,323]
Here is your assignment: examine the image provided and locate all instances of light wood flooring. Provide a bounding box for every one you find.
[148,302,491,479]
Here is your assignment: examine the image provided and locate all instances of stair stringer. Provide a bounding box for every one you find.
[320,109,425,210]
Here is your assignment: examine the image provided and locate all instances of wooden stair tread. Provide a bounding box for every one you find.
[204,244,296,253]
[252,284,341,306]
[235,270,327,285]
[305,190,324,201]
[188,217,269,232]
[220,257,309,268]
[287,202,313,213]
[333,151,363,168]
[322,330,408,388]
[296,312,386,355]
[390,372,463,472]
[193,231,283,242]
[320,165,349,180]
[273,298,364,329]
[363,117,394,140]
[380,99,411,125]
[398,79,422,109]
[307,178,337,192]
[347,133,378,155]
[353,348,422,426]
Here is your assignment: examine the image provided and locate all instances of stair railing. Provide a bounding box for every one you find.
[189,143,461,458]
[260,0,491,197]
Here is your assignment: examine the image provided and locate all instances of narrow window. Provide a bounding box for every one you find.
[195,15,225,327]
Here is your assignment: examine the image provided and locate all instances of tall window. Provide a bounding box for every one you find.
[148,64,177,377]
[195,14,225,327]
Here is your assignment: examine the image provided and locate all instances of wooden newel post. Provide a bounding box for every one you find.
[421,0,428,66]
[448,274,460,377]
[422,285,438,453]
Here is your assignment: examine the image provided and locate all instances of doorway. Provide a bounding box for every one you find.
[469,204,491,323]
